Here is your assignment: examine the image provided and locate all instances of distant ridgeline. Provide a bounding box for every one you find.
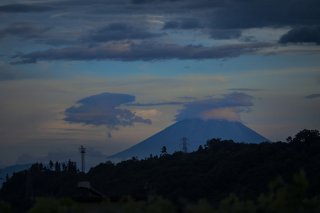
[0,129,319,213]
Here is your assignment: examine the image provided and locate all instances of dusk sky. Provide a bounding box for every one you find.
[0,0,319,168]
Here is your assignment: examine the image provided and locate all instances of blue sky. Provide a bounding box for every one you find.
[0,0,319,167]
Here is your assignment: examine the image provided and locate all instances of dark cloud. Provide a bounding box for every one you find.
[0,4,54,13]
[0,23,82,47]
[64,93,151,129]
[128,101,184,107]
[163,19,202,30]
[228,88,263,92]
[176,92,254,121]
[2,0,318,63]
[2,0,319,30]
[279,26,320,45]
[136,0,320,29]
[210,29,242,40]
[86,23,162,42]
[304,94,320,99]
[36,38,80,46]
[12,41,269,63]
[178,96,198,101]
[196,0,320,29]
[132,0,180,4]
[0,23,50,40]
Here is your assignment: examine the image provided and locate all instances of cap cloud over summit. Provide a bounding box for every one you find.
[176,92,253,122]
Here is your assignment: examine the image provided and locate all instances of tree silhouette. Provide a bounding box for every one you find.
[291,129,320,144]
[49,160,54,170]
[54,162,61,172]
[161,146,168,156]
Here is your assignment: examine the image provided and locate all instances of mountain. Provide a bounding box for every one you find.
[109,119,269,161]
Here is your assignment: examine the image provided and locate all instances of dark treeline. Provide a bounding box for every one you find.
[1,129,320,212]
[0,160,79,212]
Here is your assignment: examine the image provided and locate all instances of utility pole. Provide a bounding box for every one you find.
[181,137,189,153]
[79,145,86,173]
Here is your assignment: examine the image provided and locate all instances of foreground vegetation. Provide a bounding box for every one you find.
[1,171,320,213]
[0,129,319,212]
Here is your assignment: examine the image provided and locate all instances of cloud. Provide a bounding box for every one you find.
[86,23,162,42]
[202,107,241,121]
[304,93,320,99]
[128,101,184,106]
[210,29,242,40]
[1,0,319,61]
[1,0,319,63]
[134,109,161,118]
[279,26,320,45]
[162,20,241,39]
[197,0,320,29]
[176,92,254,121]
[228,88,263,92]
[0,23,81,47]
[131,0,320,29]
[0,23,50,40]
[132,0,180,4]
[12,41,269,63]
[163,19,202,30]
[0,4,54,13]
[64,93,151,129]
[177,96,198,101]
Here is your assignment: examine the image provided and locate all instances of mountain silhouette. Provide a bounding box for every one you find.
[109,119,269,160]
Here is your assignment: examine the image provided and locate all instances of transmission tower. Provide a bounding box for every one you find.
[79,145,86,173]
[181,137,189,153]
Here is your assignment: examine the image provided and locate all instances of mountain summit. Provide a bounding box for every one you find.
[109,119,269,160]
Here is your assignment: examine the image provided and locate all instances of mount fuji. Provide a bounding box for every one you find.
[109,119,269,160]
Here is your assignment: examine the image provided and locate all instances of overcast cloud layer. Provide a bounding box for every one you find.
[0,0,319,64]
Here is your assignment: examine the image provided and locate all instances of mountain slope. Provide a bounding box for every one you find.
[109,119,269,160]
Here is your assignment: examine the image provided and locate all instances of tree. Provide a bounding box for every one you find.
[206,138,222,149]
[161,146,167,156]
[67,160,77,173]
[54,162,61,172]
[292,129,320,144]
[48,160,54,170]
[62,163,67,172]
[286,136,293,143]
